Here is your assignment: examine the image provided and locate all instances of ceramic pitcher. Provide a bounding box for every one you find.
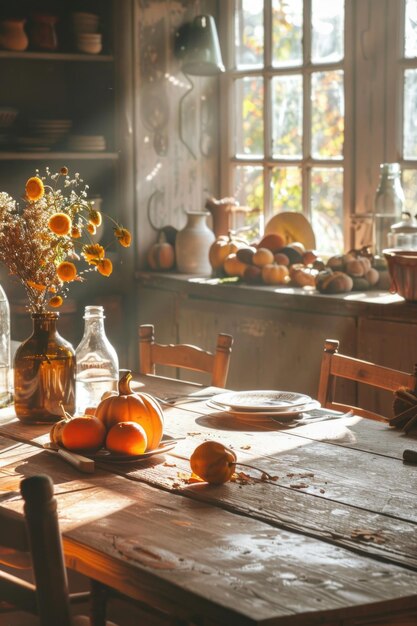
[175,211,215,275]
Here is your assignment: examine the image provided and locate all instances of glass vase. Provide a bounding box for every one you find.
[13,312,76,424]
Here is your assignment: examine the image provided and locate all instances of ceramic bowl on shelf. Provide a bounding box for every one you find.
[75,33,102,54]
[71,12,99,34]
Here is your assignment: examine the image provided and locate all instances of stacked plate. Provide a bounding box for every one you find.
[67,134,106,151]
[19,118,73,151]
[208,390,320,424]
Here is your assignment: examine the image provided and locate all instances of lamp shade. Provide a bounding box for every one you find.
[176,15,225,76]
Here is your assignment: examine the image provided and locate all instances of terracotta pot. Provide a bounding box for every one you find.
[0,19,28,52]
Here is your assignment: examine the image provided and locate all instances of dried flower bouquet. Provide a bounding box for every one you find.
[0,167,131,313]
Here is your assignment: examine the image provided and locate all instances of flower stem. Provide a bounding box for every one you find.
[236,462,274,480]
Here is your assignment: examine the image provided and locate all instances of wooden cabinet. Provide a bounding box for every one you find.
[137,272,417,413]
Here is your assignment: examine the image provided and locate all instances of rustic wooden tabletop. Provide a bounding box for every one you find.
[0,375,416,626]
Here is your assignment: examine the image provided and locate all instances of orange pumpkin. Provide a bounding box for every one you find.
[61,415,106,453]
[95,371,164,450]
[147,231,175,270]
[261,263,289,285]
[50,419,67,445]
[190,441,237,484]
[209,233,241,271]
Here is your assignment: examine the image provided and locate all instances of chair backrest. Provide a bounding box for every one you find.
[0,474,73,626]
[317,338,417,421]
[139,324,233,388]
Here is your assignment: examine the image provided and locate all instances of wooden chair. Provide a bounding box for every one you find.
[0,474,117,626]
[139,324,233,388]
[317,338,417,421]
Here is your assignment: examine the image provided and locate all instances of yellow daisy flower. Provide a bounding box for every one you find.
[49,295,63,307]
[71,225,82,238]
[97,258,113,277]
[25,176,45,202]
[49,213,72,236]
[89,209,102,227]
[82,243,105,264]
[56,261,77,282]
[114,227,132,248]
[87,222,97,235]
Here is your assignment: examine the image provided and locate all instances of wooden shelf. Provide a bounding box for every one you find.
[0,51,114,62]
[0,151,119,160]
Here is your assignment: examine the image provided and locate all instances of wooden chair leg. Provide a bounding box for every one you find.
[90,579,110,626]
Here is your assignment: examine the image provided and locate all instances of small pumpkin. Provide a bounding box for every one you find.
[49,419,67,445]
[209,232,242,271]
[147,231,175,270]
[261,263,289,285]
[95,371,164,450]
[190,441,237,484]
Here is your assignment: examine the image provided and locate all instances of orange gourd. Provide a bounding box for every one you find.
[147,231,175,270]
[95,370,164,450]
[61,415,106,453]
[49,419,67,446]
[190,441,237,484]
[209,232,242,271]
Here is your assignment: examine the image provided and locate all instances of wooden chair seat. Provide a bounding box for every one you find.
[139,324,233,388]
[0,474,117,626]
[317,339,417,421]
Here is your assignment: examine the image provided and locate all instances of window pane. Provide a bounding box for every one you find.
[233,166,263,239]
[235,77,264,156]
[272,75,302,157]
[272,0,303,67]
[405,0,417,58]
[404,69,417,158]
[271,167,302,212]
[311,0,344,64]
[235,0,264,68]
[403,169,417,214]
[311,70,344,159]
[311,168,343,255]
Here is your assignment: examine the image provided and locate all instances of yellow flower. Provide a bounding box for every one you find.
[97,258,113,277]
[25,177,44,202]
[26,280,46,292]
[49,213,72,236]
[114,227,132,247]
[49,295,63,307]
[82,243,105,264]
[87,222,97,235]
[89,210,102,227]
[57,261,77,282]
[71,225,82,238]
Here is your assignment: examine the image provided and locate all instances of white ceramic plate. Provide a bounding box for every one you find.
[211,390,312,412]
[207,399,320,420]
[59,435,179,464]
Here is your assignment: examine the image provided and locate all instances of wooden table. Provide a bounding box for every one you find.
[0,375,416,626]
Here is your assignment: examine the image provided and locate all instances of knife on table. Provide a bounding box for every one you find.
[43,443,95,474]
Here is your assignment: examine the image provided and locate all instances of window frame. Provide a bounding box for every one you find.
[218,0,412,252]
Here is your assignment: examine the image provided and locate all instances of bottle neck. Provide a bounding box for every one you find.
[31,313,58,334]
[82,316,106,338]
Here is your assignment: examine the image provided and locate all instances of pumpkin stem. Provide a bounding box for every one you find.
[118,370,133,395]
[236,462,274,480]
[59,401,72,421]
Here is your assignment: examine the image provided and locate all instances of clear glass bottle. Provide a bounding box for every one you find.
[75,306,118,413]
[374,163,405,255]
[0,284,11,408]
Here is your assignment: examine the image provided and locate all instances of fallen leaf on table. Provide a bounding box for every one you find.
[350,528,386,544]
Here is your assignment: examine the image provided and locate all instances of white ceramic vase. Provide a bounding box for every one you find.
[175,211,215,275]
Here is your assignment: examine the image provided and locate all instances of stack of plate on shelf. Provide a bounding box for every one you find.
[208,390,320,424]
[67,134,106,152]
[19,118,73,151]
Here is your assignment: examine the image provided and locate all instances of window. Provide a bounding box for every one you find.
[219,0,417,256]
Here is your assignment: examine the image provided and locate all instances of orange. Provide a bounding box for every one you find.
[61,415,106,452]
[105,422,148,456]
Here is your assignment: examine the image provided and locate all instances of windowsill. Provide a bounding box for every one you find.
[135,270,413,321]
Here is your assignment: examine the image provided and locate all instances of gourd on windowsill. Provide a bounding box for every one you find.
[147,230,175,271]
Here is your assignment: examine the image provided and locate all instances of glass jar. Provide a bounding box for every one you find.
[14,312,75,424]
[0,284,11,408]
[374,163,405,255]
[75,306,118,413]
